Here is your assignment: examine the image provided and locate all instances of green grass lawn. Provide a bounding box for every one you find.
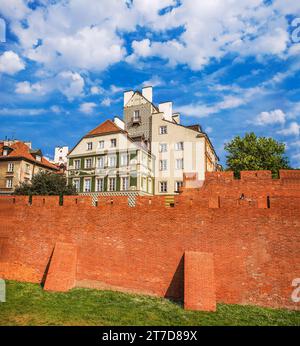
[0,281,299,326]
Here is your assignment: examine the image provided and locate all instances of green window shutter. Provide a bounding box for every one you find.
[116,174,120,191]
[80,158,84,169]
[91,176,95,192]
[79,177,84,192]
[104,176,108,192]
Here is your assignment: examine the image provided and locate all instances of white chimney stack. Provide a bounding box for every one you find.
[159,102,173,121]
[124,90,134,107]
[142,86,153,103]
[114,116,125,130]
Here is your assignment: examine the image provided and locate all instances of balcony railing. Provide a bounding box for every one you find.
[131,116,141,124]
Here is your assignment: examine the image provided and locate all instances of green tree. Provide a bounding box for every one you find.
[224,132,290,178]
[15,171,77,196]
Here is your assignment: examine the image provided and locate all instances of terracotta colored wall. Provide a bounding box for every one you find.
[0,170,299,311]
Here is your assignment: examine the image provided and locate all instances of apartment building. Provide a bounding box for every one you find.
[124,87,219,194]
[0,140,59,194]
[67,119,154,195]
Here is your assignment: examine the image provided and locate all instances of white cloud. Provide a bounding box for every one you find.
[177,86,263,117]
[90,86,104,95]
[0,0,29,21]
[5,0,297,74]
[101,98,112,107]
[277,122,300,136]
[15,81,44,94]
[79,102,97,114]
[0,107,46,116]
[56,71,85,100]
[0,51,25,75]
[255,109,286,126]
[15,71,85,100]
[142,75,165,87]
[50,105,62,114]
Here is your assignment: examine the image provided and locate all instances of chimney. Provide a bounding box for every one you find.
[172,112,180,124]
[142,86,153,103]
[124,90,134,107]
[114,116,125,130]
[159,102,173,121]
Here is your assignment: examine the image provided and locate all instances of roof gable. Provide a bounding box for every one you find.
[85,120,124,137]
[0,141,58,170]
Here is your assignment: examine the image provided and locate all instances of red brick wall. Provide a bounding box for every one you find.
[0,170,299,311]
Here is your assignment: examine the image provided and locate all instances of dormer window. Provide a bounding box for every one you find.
[3,149,8,156]
[36,155,41,162]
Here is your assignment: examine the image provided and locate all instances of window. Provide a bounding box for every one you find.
[98,141,104,149]
[176,158,184,170]
[96,178,104,192]
[7,163,14,172]
[84,178,91,192]
[160,181,167,193]
[121,176,129,191]
[97,156,105,169]
[36,155,41,162]
[111,138,117,148]
[175,142,184,151]
[85,158,92,169]
[120,154,129,166]
[6,178,13,189]
[159,159,167,171]
[133,110,140,120]
[25,163,30,174]
[87,142,93,151]
[159,143,167,153]
[74,159,80,169]
[175,181,183,192]
[73,179,80,192]
[108,177,116,191]
[108,155,117,167]
[159,126,167,134]
[3,149,8,156]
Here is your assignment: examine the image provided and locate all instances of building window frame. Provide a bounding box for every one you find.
[73,178,80,192]
[175,141,184,151]
[133,110,140,120]
[159,126,167,135]
[121,176,129,191]
[6,178,13,189]
[7,162,14,172]
[74,159,81,169]
[87,142,93,151]
[176,158,184,170]
[84,178,91,192]
[108,155,117,167]
[111,138,117,148]
[85,158,93,169]
[175,181,183,192]
[159,159,167,171]
[97,156,105,169]
[120,153,129,166]
[159,143,167,153]
[159,181,167,193]
[98,140,104,149]
[108,177,116,191]
[96,177,104,192]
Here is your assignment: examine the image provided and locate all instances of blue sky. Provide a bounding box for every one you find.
[0,0,300,167]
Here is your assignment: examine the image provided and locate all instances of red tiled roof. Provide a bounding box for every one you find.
[85,119,124,137]
[0,141,59,170]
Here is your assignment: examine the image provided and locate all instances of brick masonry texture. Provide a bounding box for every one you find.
[0,169,299,311]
